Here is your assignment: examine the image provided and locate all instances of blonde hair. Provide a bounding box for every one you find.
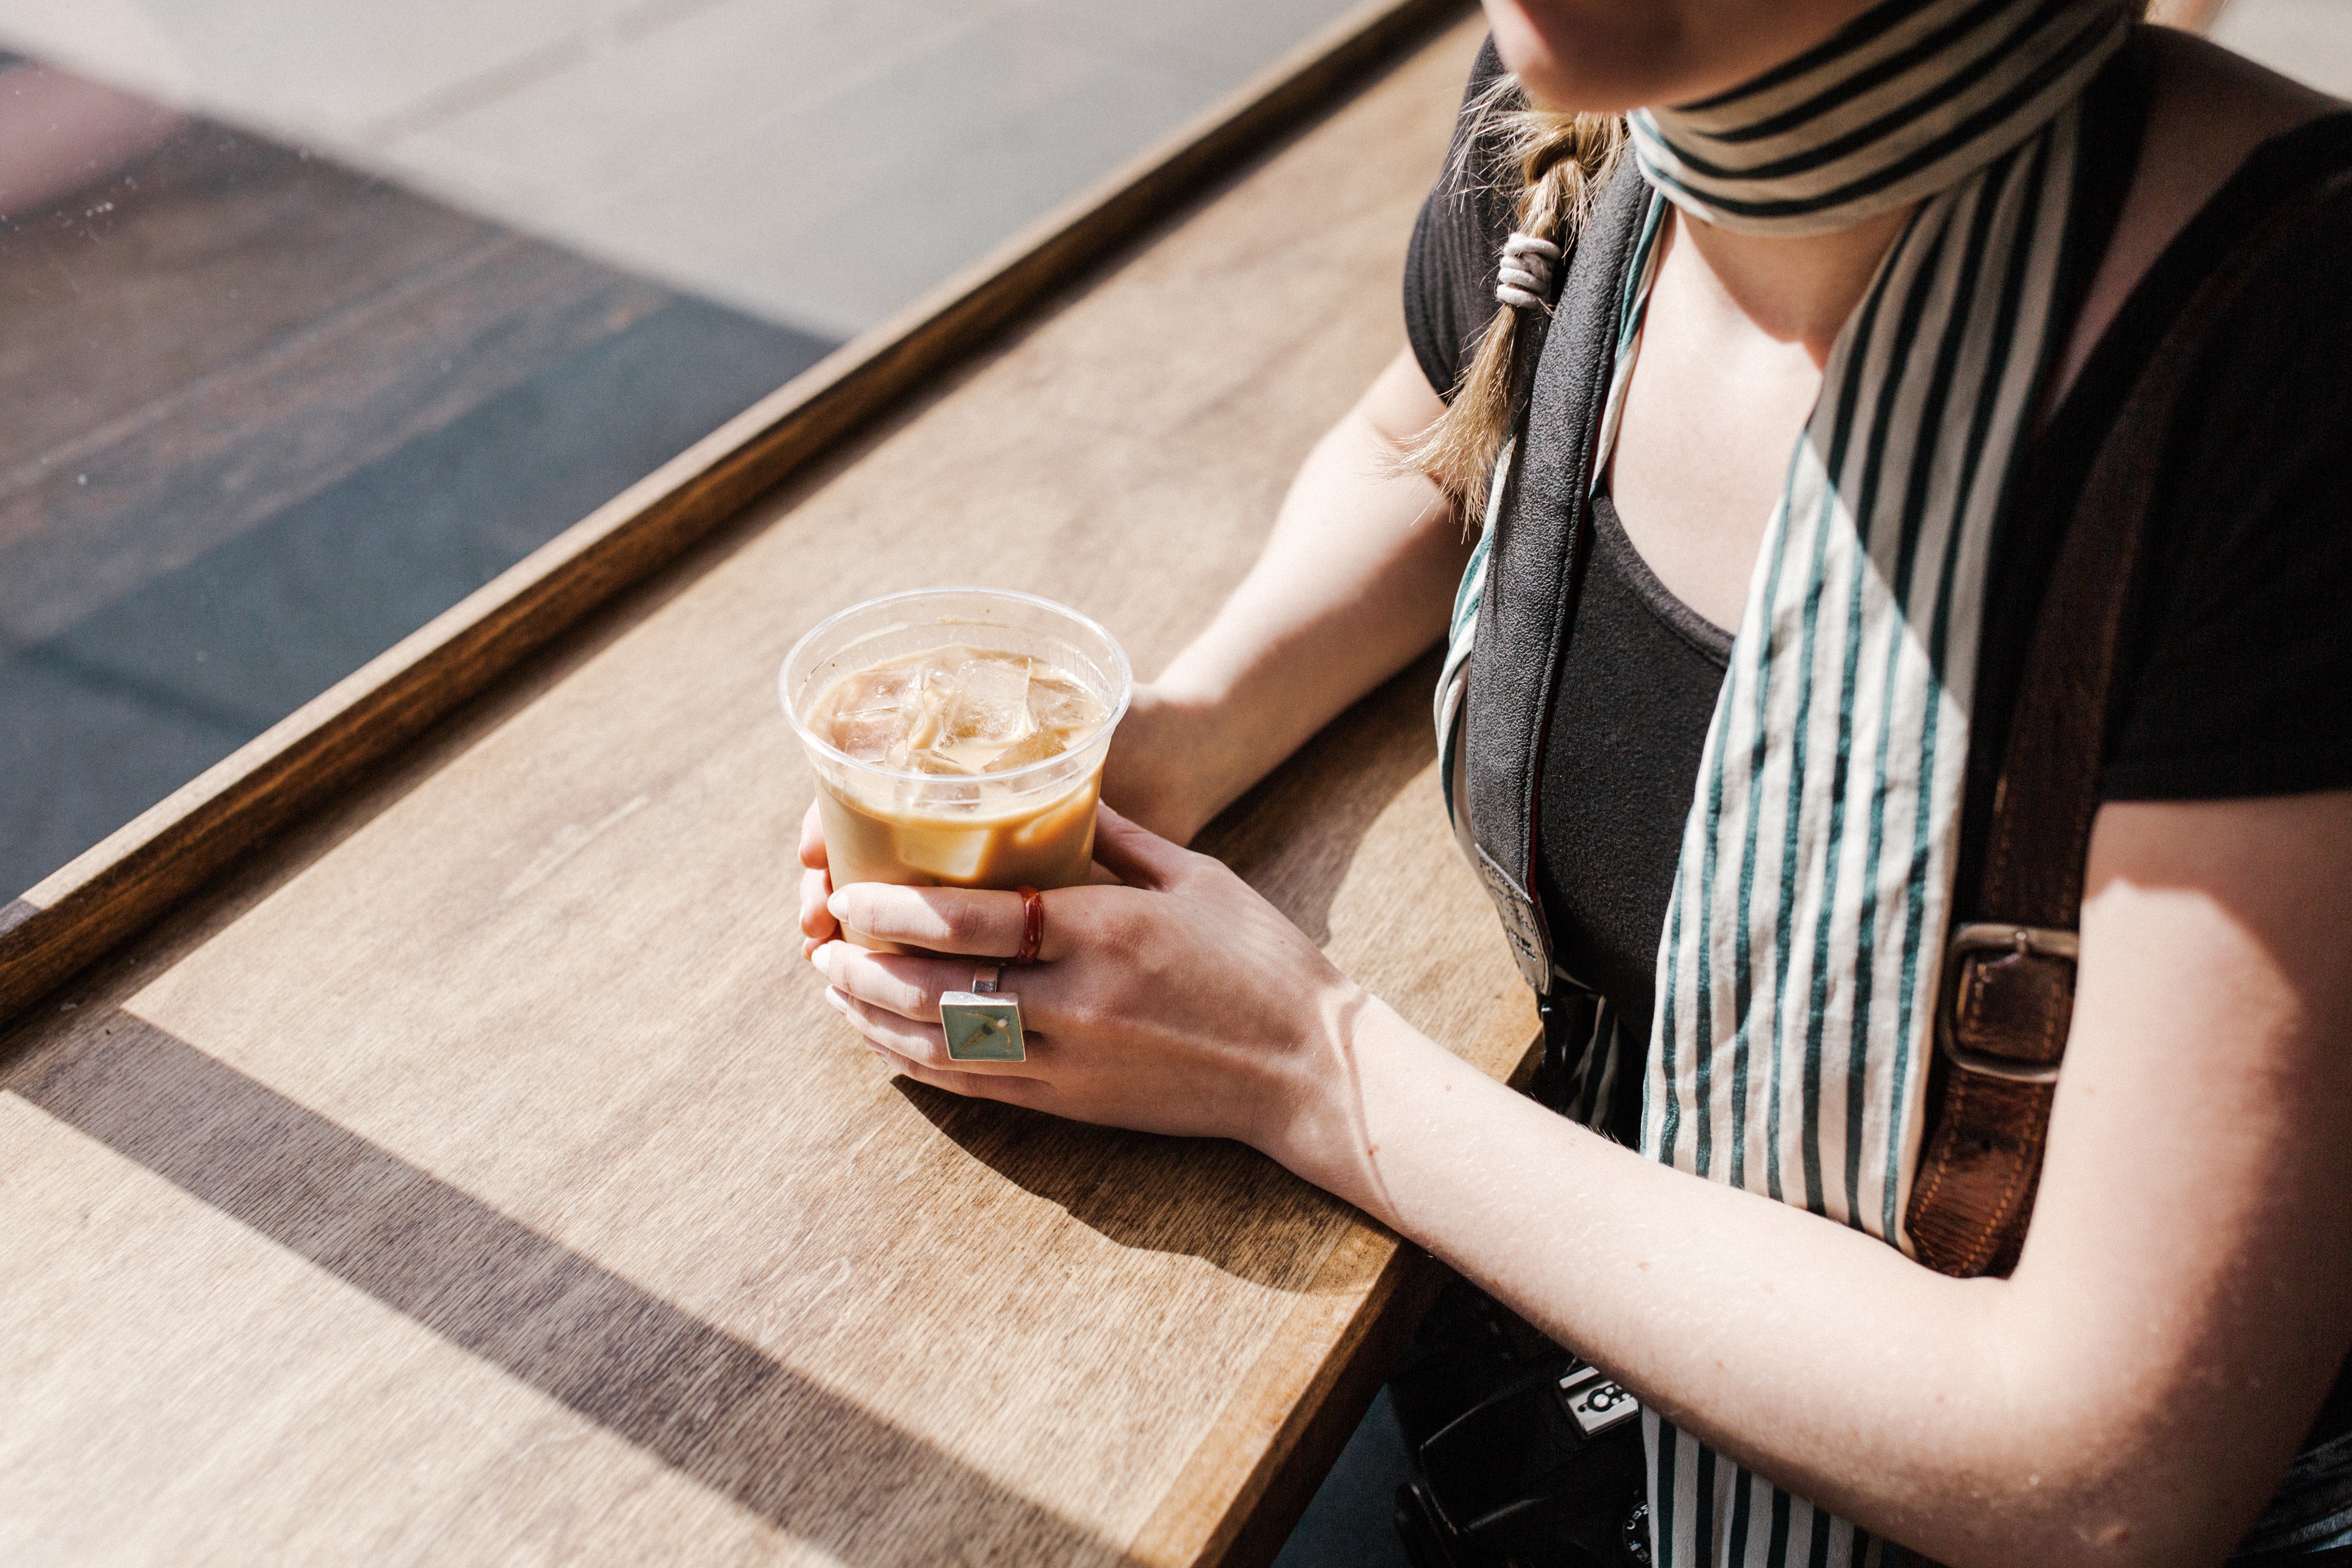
[1405,94,1625,514]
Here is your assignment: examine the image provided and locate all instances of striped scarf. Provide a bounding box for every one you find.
[1438,2,2130,1563]
[1629,0,2131,235]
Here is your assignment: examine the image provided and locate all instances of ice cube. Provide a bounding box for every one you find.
[924,652,1034,769]
[983,727,1068,773]
[835,711,905,764]
[823,665,922,762]
[1026,668,1105,737]
[893,821,988,881]
[945,656,1031,742]
[832,664,919,718]
[898,659,953,757]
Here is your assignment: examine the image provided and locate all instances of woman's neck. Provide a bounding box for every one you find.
[1603,198,1920,631]
[1673,202,1917,364]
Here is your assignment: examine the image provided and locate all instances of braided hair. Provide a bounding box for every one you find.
[1405,91,1627,514]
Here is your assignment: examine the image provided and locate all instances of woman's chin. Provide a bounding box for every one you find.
[1482,0,1884,116]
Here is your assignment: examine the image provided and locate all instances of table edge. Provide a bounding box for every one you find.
[1135,984,1542,1568]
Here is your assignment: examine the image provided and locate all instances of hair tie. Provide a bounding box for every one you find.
[1494,231,1562,311]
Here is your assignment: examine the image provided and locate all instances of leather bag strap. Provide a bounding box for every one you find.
[1905,167,2352,1278]
[1462,158,1652,990]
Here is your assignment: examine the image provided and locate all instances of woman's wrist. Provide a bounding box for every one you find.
[1251,985,1461,1231]
[1097,684,1219,844]
[1142,627,1326,827]
[1100,666,1288,846]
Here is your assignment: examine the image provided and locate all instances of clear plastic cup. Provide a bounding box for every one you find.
[782,587,1132,950]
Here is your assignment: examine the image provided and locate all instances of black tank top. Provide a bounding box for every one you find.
[1533,491,1727,1040]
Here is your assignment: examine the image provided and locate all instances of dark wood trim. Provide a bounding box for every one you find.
[0,0,1473,1033]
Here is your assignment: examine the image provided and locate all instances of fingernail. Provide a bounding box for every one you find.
[823,987,851,1016]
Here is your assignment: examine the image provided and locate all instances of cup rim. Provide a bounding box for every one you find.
[780,586,1134,787]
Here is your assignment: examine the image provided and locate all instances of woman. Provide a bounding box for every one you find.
[802,0,2352,1562]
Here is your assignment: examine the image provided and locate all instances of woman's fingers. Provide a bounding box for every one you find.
[813,938,1079,1038]
[798,799,829,869]
[810,940,1041,1029]
[1089,802,1195,892]
[822,984,947,1057]
[799,801,838,956]
[827,882,1075,961]
[800,863,837,954]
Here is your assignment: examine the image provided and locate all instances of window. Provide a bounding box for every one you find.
[0,0,1370,897]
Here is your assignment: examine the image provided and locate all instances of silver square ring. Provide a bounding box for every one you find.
[941,964,1025,1062]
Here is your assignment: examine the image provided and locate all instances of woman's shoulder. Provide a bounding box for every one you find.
[2056,25,2349,398]
[1404,38,1519,402]
[2093,38,2352,806]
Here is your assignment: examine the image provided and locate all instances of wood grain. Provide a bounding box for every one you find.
[1138,988,1545,1568]
[0,0,1473,1037]
[0,10,1531,1565]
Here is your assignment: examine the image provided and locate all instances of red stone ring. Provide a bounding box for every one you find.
[1014,886,1045,966]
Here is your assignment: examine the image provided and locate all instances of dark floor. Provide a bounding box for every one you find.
[0,112,835,897]
[1276,1389,1419,1568]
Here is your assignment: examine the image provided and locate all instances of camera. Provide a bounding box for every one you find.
[1388,1280,1651,1568]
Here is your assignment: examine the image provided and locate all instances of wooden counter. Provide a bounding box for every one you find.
[0,11,1540,1564]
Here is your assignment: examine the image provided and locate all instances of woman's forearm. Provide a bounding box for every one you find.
[1136,348,1465,837]
[1293,1006,2016,1555]
[1271,797,2352,1568]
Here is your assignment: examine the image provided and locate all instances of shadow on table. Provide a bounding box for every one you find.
[896,653,1444,1291]
[900,1083,1361,1291]
[8,1016,1135,1566]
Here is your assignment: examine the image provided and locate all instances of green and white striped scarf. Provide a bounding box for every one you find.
[1435,1,2131,1561]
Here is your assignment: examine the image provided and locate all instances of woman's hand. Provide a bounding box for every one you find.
[806,804,1371,1154]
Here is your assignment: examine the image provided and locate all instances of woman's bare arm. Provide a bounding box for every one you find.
[1279,790,2352,1567]
[817,791,2352,1567]
[1100,346,1465,842]
[810,39,2352,1560]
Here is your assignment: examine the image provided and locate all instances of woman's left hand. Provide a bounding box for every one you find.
[808,805,1367,1152]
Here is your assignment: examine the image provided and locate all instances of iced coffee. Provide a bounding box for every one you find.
[782,588,1130,950]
